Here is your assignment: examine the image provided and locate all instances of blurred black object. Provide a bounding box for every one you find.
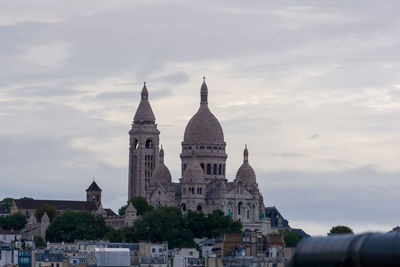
[288,231,400,267]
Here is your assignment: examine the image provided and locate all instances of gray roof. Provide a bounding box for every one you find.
[86,181,102,192]
[14,199,97,211]
[104,209,118,217]
[264,207,290,228]
[133,84,156,123]
[183,82,224,143]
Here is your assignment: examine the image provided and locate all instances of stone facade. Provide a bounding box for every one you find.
[128,79,269,232]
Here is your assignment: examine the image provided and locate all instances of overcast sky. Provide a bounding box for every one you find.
[1,0,399,236]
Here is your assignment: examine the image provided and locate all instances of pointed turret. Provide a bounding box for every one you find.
[244,144,249,163]
[201,76,208,105]
[133,82,156,123]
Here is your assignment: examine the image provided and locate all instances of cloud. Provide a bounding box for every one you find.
[0,0,400,234]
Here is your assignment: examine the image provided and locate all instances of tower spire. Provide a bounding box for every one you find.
[201,77,208,105]
[141,82,148,100]
[244,145,248,163]
[160,145,164,164]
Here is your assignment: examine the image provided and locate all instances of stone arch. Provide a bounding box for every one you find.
[145,138,153,149]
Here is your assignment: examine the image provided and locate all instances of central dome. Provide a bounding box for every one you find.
[183,80,224,143]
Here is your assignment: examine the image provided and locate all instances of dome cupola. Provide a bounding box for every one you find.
[235,145,257,185]
[151,145,172,184]
[183,78,224,143]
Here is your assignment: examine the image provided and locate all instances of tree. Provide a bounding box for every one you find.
[184,210,207,238]
[205,210,242,238]
[279,229,301,247]
[46,210,110,242]
[35,204,57,222]
[328,225,354,235]
[119,196,153,216]
[0,198,13,212]
[0,212,27,230]
[34,236,46,247]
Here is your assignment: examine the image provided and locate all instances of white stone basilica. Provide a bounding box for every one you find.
[128,79,269,232]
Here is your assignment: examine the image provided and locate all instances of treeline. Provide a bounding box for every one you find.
[45,197,241,248]
[45,207,242,248]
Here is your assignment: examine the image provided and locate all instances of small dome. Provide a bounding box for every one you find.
[152,163,172,184]
[133,83,156,123]
[184,151,205,179]
[235,146,256,184]
[152,146,172,184]
[183,80,224,143]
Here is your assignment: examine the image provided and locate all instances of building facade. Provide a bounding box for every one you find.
[128,79,268,232]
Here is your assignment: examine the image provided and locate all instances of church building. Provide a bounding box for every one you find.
[128,79,269,232]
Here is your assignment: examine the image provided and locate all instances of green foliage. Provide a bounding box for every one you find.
[119,196,153,216]
[35,204,57,222]
[279,229,301,247]
[123,207,242,248]
[328,225,354,235]
[34,236,46,247]
[45,210,110,242]
[205,210,242,238]
[105,228,125,243]
[0,198,13,212]
[0,212,27,230]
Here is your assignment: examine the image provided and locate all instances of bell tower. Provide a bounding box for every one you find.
[128,83,160,200]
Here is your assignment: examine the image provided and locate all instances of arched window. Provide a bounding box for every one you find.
[213,164,217,175]
[134,139,138,149]
[238,202,243,215]
[247,210,250,219]
[197,187,200,194]
[192,187,195,194]
[207,164,211,175]
[181,204,186,212]
[219,164,222,175]
[196,205,203,212]
[200,163,205,172]
[145,139,153,149]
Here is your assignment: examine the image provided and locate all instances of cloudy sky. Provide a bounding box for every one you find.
[1,0,399,236]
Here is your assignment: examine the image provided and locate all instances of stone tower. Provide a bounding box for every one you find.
[181,78,227,183]
[86,181,102,208]
[128,83,160,200]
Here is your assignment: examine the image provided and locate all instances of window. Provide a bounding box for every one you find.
[200,146,205,149]
[238,202,243,215]
[200,163,205,172]
[159,248,163,253]
[134,139,138,149]
[152,248,156,253]
[145,139,153,149]
[247,210,250,219]
[218,164,222,175]
[181,204,186,211]
[196,205,203,211]
[213,164,217,175]
[206,164,211,175]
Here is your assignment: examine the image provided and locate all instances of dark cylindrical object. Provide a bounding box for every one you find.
[288,232,400,267]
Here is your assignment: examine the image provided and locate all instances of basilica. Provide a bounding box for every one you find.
[128,79,269,232]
